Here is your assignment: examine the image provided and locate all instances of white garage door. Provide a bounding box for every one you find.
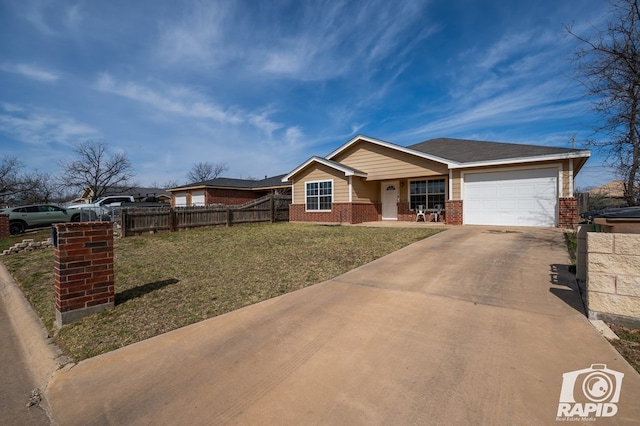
[464,168,558,227]
[174,193,187,207]
[191,190,205,206]
[191,191,204,206]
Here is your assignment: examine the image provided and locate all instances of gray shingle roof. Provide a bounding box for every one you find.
[408,138,585,163]
[173,174,290,190]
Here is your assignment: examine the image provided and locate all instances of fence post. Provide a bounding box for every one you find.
[169,208,175,232]
[120,209,127,237]
[270,194,275,223]
[226,208,231,227]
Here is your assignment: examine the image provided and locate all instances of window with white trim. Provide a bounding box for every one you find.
[410,178,445,210]
[306,180,332,211]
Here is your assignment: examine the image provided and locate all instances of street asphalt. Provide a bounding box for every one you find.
[2,225,640,424]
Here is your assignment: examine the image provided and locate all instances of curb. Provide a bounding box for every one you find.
[589,319,620,341]
[0,261,69,421]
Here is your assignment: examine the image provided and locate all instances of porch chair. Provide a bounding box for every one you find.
[430,204,443,222]
[416,205,426,222]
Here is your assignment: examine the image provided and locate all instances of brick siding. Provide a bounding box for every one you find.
[53,222,114,326]
[397,202,447,223]
[290,203,380,224]
[205,188,270,205]
[558,197,578,229]
[445,200,463,225]
[0,214,9,238]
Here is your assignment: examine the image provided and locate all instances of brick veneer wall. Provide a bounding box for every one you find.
[398,202,446,222]
[205,188,268,205]
[397,202,413,222]
[289,203,380,224]
[445,200,463,225]
[53,222,114,327]
[0,214,9,238]
[558,197,578,229]
[587,232,640,328]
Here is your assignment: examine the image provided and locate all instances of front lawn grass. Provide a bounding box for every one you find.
[2,223,443,361]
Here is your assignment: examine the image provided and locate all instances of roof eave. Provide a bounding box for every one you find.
[282,156,367,181]
[167,185,208,192]
[448,150,592,169]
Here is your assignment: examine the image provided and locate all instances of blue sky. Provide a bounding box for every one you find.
[0,0,614,189]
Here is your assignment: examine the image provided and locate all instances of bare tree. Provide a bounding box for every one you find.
[19,171,54,204]
[186,162,228,183]
[60,141,135,201]
[568,0,640,205]
[0,156,24,203]
[149,179,180,189]
[0,156,47,205]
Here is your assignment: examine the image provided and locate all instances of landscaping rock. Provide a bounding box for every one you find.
[0,239,53,256]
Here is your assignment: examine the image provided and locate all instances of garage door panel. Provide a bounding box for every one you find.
[191,190,205,207]
[464,168,557,227]
[175,194,187,207]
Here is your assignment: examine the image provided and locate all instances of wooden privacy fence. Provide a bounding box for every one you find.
[120,194,291,237]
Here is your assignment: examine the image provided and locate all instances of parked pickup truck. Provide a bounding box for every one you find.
[67,195,135,221]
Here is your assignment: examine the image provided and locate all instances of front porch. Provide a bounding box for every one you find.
[289,199,460,225]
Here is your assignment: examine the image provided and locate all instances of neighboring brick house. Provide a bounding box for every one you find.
[282,135,591,228]
[167,175,291,207]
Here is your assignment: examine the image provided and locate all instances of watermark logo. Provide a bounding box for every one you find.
[557,364,624,421]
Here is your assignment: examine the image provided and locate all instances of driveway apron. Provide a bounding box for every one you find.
[46,227,640,425]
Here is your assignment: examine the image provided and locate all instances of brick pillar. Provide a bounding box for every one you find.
[445,200,463,225]
[558,197,578,229]
[54,222,114,327]
[0,214,9,238]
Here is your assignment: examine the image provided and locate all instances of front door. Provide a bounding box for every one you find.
[381,180,399,220]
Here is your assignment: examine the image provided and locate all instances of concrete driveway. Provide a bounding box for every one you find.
[46,226,640,425]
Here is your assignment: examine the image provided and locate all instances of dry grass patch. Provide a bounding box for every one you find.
[609,324,640,374]
[2,223,443,361]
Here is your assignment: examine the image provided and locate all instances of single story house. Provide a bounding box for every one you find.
[587,180,630,209]
[282,135,591,228]
[167,175,291,207]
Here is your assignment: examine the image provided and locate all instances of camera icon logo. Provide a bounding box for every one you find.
[557,364,624,419]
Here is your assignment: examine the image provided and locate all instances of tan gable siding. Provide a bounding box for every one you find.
[293,164,350,204]
[352,177,379,202]
[333,142,448,180]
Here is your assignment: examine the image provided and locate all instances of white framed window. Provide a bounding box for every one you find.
[306,180,333,211]
[409,178,445,210]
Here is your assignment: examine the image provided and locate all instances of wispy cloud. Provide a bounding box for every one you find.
[0,63,60,82]
[94,73,306,144]
[155,0,433,82]
[284,126,303,146]
[0,104,98,145]
[95,73,242,124]
[16,0,86,36]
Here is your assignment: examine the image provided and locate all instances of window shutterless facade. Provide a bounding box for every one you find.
[306,180,333,211]
[410,178,445,210]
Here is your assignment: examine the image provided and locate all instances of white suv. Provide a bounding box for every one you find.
[67,196,135,221]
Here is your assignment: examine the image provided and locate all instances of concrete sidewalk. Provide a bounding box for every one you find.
[0,263,66,425]
[39,227,640,424]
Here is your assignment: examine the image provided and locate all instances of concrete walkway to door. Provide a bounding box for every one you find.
[46,226,640,425]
